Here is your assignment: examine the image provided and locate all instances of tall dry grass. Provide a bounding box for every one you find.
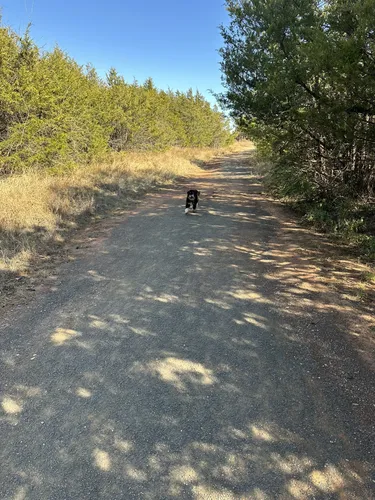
[0,144,246,275]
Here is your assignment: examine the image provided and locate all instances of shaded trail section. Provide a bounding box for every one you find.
[0,150,374,498]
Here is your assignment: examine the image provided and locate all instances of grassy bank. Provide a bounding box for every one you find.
[254,151,375,263]
[0,145,243,279]
[286,199,375,261]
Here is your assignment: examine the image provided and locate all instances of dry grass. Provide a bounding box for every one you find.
[0,143,246,275]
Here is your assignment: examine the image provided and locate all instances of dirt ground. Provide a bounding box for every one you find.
[0,148,374,498]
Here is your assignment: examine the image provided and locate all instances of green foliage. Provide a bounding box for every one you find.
[0,22,233,173]
[291,197,375,259]
[219,0,375,203]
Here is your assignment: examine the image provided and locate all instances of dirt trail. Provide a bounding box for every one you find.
[0,149,374,499]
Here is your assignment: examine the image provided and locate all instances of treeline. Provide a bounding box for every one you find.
[0,22,233,173]
[219,0,375,205]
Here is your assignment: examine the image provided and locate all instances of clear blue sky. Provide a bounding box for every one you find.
[1,0,229,105]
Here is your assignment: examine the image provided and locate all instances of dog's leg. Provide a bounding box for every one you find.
[185,196,190,214]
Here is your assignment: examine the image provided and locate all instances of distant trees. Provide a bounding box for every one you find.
[219,0,375,202]
[0,22,233,173]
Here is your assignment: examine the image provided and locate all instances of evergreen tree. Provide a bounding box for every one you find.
[0,21,233,173]
[219,0,375,200]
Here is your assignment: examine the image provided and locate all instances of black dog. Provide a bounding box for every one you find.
[185,189,200,214]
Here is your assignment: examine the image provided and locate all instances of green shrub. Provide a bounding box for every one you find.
[0,22,233,174]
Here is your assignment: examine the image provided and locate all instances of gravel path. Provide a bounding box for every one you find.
[0,150,374,499]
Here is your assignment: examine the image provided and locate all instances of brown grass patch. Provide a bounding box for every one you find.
[0,143,248,278]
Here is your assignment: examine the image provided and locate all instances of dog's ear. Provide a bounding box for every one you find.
[197,191,200,196]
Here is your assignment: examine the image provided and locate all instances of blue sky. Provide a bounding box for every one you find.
[1,0,229,104]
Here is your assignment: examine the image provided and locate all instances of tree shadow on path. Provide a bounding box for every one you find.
[0,150,374,499]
